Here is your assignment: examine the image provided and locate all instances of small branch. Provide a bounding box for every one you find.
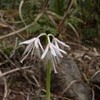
[0,0,49,40]
[0,71,8,100]
[0,66,32,78]
[61,80,79,95]
[3,77,8,100]
[57,0,74,33]
[0,50,16,67]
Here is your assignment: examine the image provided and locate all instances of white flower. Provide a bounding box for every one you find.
[19,33,46,63]
[41,34,70,73]
[19,33,70,73]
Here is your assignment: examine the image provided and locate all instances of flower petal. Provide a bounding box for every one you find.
[41,45,49,59]
[21,45,33,63]
[52,56,57,73]
[53,45,63,58]
[50,43,57,57]
[38,39,44,52]
[31,43,36,56]
[23,43,33,55]
[59,48,67,54]
[55,38,70,48]
[35,39,39,48]
[19,38,36,45]
[52,41,63,58]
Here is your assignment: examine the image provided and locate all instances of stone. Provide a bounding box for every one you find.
[51,56,91,100]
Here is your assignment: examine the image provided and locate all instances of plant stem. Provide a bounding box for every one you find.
[46,60,52,100]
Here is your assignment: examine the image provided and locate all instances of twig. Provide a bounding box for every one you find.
[91,70,100,80]
[61,80,79,95]
[10,37,18,57]
[0,66,32,78]
[67,22,80,40]
[3,77,8,100]
[0,13,42,40]
[91,89,95,100]
[0,0,49,40]
[94,84,100,90]
[28,70,40,87]
[23,70,40,87]
[19,0,26,26]
[0,71,8,100]
[26,93,30,100]
[57,0,74,33]
[0,50,16,67]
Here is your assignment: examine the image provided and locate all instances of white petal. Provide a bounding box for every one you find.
[31,43,36,56]
[53,38,68,54]
[50,43,57,57]
[35,47,41,57]
[55,55,60,63]
[54,40,59,48]
[23,43,33,55]
[52,43,63,58]
[35,39,39,48]
[21,52,29,63]
[19,38,36,45]
[52,56,57,73]
[38,39,44,52]
[21,45,32,63]
[41,45,49,59]
[53,39,63,57]
[55,38,70,48]
[59,48,67,54]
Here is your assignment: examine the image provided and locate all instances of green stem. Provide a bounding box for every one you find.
[46,60,52,100]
